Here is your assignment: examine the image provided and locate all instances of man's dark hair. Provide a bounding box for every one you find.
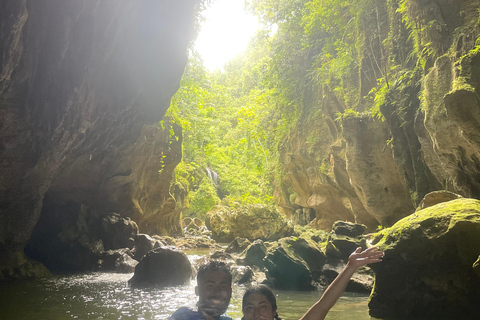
[197,260,232,285]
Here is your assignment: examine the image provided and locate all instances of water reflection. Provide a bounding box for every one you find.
[0,272,370,320]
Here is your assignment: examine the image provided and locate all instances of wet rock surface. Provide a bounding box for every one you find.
[129,247,192,288]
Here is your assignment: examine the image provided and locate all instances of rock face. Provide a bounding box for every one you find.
[0,0,197,278]
[206,204,294,242]
[264,237,327,290]
[128,247,193,288]
[274,0,480,232]
[369,198,480,319]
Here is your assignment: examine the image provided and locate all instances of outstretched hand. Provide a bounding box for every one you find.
[347,247,384,269]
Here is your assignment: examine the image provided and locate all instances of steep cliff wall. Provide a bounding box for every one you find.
[276,0,480,230]
[0,0,196,277]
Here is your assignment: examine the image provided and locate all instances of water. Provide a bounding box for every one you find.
[0,251,371,320]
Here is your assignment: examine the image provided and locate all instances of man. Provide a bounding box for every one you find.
[170,261,233,320]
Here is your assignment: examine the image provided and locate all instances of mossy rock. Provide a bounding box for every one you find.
[263,237,327,290]
[206,204,294,242]
[0,252,51,281]
[369,198,480,319]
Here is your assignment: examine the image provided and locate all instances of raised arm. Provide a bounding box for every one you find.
[299,247,384,320]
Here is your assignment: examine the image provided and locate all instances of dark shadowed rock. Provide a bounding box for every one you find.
[0,252,51,281]
[231,265,255,284]
[100,248,137,273]
[237,240,267,268]
[100,213,138,250]
[210,250,234,261]
[129,247,192,288]
[369,198,480,319]
[226,237,251,254]
[264,242,314,290]
[319,259,373,293]
[263,237,326,290]
[332,221,367,237]
[474,256,480,279]
[134,234,163,261]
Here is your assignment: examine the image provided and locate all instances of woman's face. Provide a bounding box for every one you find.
[243,293,275,320]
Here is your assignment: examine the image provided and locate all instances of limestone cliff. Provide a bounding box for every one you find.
[276,0,480,230]
[0,0,196,277]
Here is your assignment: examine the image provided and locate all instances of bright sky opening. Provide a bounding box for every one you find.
[194,0,261,71]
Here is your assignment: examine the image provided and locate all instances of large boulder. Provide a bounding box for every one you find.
[320,259,374,293]
[133,234,163,261]
[99,248,138,273]
[225,237,251,254]
[369,198,480,319]
[25,206,138,272]
[237,240,268,268]
[206,204,294,242]
[100,213,138,250]
[128,247,192,288]
[325,222,367,261]
[264,237,327,290]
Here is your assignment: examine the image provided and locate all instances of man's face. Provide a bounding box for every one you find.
[196,270,232,319]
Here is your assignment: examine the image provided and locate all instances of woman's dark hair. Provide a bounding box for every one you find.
[242,285,282,320]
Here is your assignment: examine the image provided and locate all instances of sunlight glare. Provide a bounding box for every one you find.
[194,0,261,71]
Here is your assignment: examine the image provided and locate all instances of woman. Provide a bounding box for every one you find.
[242,247,384,320]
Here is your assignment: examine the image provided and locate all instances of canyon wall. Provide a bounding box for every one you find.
[276,0,480,231]
[0,0,196,277]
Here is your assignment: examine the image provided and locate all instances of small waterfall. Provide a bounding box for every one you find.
[205,167,218,185]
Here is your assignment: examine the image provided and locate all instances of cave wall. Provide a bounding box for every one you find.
[0,0,197,276]
[276,0,480,230]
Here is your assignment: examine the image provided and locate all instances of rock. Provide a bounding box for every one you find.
[174,236,219,250]
[319,259,374,293]
[237,240,267,268]
[225,237,251,254]
[100,213,138,250]
[264,242,314,290]
[474,256,480,279]
[128,247,192,288]
[325,232,366,261]
[206,204,294,242]
[100,248,137,273]
[231,265,255,284]
[263,237,327,290]
[0,252,51,281]
[332,221,367,237]
[116,253,139,273]
[417,190,463,210]
[133,234,163,261]
[369,198,480,319]
[210,250,233,261]
[153,235,176,246]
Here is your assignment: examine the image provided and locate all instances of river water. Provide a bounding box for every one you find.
[0,252,371,320]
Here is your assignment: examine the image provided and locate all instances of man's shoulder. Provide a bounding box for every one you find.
[170,307,204,320]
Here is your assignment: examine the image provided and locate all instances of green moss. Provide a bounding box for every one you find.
[372,198,480,250]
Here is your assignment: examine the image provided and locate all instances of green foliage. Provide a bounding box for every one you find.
[187,180,220,219]
[169,0,435,218]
